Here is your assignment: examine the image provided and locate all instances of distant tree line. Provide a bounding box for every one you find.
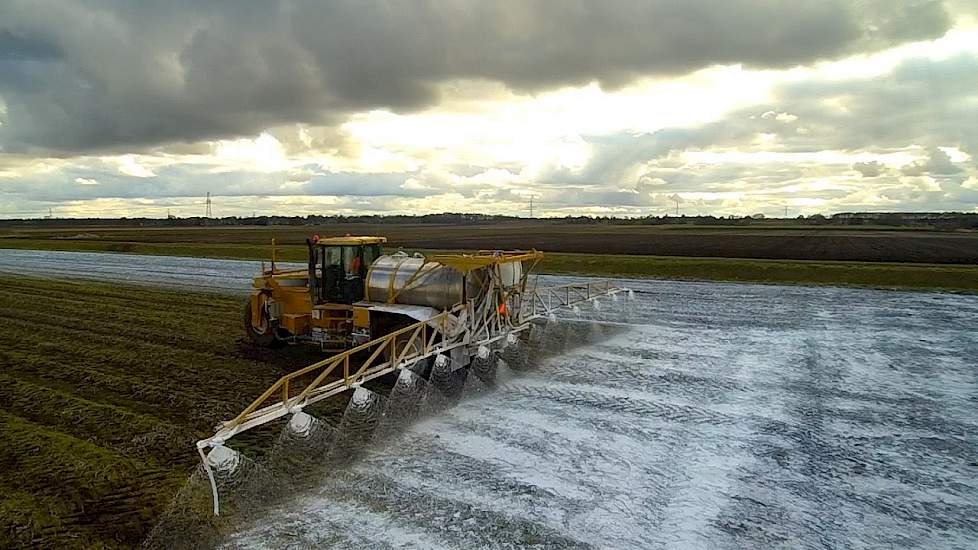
[2,211,977,230]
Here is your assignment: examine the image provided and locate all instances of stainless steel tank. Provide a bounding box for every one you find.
[366,253,486,309]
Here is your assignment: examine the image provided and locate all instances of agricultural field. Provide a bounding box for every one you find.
[0,276,338,548]
[2,221,978,263]
[1,222,978,291]
[1,260,976,548]
[216,276,978,548]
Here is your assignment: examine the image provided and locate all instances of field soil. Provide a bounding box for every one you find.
[223,276,978,548]
[1,271,976,548]
[0,276,338,549]
[3,222,978,264]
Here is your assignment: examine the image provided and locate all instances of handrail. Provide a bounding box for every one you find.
[522,280,617,318]
[221,303,467,433]
[204,280,625,443]
[196,263,628,517]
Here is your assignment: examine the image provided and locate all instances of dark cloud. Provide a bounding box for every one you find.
[769,54,978,157]
[853,161,884,177]
[486,185,655,210]
[862,0,951,42]
[900,148,963,176]
[1,162,419,203]
[0,0,955,153]
[570,52,978,186]
[0,29,62,61]
[530,51,978,213]
[306,172,426,198]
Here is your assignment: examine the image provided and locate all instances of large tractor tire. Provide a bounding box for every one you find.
[378,315,434,377]
[244,298,284,348]
[384,335,436,377]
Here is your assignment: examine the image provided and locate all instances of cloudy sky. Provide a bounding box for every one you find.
[1,1,977,219]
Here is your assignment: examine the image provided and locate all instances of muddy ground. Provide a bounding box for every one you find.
[1,250,976,548]
[0,276,333,548]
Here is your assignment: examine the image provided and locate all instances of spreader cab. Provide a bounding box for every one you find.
[307,236,385,305]
[208,240,627,516]
[246,234,545,352]
[245,236,386,350]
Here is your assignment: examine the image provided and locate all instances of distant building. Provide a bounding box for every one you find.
[832,212,966,226]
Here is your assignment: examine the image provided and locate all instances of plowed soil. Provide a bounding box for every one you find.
[0,277,329,548]
[4,223,978,264]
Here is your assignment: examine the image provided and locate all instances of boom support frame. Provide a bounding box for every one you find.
[196,275,627,515]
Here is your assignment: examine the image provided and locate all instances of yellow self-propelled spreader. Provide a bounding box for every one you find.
[197,235,628,515]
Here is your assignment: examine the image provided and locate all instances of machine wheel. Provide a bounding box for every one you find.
[384,333,420,363]
[244,299,284,348]
[383,329,434,377]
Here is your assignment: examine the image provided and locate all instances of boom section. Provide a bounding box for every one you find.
[197,279,626,451]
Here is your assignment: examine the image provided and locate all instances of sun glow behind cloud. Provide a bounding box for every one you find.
[343,64,780,168]
[2,12,978,218]
[214,133,291,173]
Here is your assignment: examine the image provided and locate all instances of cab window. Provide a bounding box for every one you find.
[342,246,361,277]
[324,245,341,267]
[363,244,381,268]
